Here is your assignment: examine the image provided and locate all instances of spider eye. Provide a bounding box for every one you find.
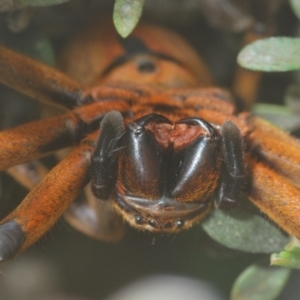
[135,215,144,224]
[148,220,157,227]
[176,219,184,228]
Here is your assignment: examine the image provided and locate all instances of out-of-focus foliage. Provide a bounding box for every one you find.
[290,0,300,20]
[202,203,289,254]
[238,38,300,71]
[231,263,291,300]
[113,0,144,37]
[271,238,300,269]
[237,0,300,72]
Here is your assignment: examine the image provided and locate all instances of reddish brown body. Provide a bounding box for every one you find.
[0,19,300,261]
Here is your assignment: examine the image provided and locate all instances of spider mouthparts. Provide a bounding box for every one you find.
[0,220,25,261]
[115,193,211,232]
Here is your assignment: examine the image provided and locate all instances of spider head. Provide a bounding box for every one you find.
[92,112,223,233]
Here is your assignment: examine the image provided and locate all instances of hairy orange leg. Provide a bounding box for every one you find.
[4,135,124,242]
[249,117,300,188]
[0,46,85,109]
[0,131,98,260]
[248,157,300,239]
[6,161,125,242]
[0,100,129,170]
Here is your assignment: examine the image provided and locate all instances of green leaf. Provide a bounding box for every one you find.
[271,237,300,269]
[231,263,291,300]
[290,0,300,21]
[113,0,145,38]
[201,203,289,253]
[238,37,300,71]
[18,0,69,6]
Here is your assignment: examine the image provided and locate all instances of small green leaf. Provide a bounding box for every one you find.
[18,0,69,6]
[231,263,291,300]
[238,37,300,71]
[271,237,300,269]
[201,203,289,253]
[113,0,145,38]
[290,0,300,21]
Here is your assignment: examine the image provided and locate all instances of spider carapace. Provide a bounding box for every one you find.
[0,19,300,262]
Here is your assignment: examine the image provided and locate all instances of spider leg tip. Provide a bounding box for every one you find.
[0,220,25,261]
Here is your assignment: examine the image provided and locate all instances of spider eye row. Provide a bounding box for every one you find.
[134,214,185,229]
